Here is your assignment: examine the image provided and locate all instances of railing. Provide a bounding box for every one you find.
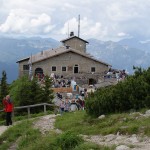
[52,87,72,93]
[0,103,58,119]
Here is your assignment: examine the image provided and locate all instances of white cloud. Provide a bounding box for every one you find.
[0,9,54,34]
[60,17,108,40]
[140,39,150,44]
[117,32,128,37]
[1,0,150,40]
[31,14,51,27]
[61,17,77,34]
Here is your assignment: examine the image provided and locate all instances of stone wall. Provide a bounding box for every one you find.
[18,51,109,86]
[63,38,86,53]
[32,51,108,77]
[18,59,29,77]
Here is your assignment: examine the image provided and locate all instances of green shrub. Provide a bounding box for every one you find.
[56,131,83,150]
[86,67,150,117]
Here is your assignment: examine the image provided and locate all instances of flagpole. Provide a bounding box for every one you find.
[29,53,33,80]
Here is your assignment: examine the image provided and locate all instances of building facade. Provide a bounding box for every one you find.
[17,35,111,84]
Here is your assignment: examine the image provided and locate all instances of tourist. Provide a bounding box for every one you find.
[3,95,13,126]
[78,98,85,110]
[59,100,65,115]
[70,99,78,111]
[64,99,70,112]
[116,71,120,82]
[76,99,82,110]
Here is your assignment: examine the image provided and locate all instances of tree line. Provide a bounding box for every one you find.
[1,66,150,117]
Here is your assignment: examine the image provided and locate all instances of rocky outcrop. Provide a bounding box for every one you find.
[82,133,150,150]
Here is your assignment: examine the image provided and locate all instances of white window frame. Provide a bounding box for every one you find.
[62,66,67,72]
[74,64,79,74]
[91,67,96,72]
[52,66,56,71]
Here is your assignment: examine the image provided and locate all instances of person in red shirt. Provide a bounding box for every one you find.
[3,95,13,126]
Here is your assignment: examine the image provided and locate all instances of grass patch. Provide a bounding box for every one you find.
[17,128,41,149]
[55,110,150,136]
[1,110,149,149]
[0,120,33,150]
[17,130,113,150]
[0,118,113,150]
[56,130,83,150]
[74,142,115,150]
[17,131,59,150]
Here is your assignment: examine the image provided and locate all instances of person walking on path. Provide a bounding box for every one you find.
[59,100,65,115]
[3,95,13,126]
[64,99,70,112]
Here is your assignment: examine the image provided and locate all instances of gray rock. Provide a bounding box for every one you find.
[98,115,105,119]
[145,110,150,115]
[116,145,130,150]
[105,134,116,142]
[127,135,139,143]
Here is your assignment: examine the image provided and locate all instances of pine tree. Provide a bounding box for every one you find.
[0,70,9,100]
[42,75,54,103]
[30,77,42,104]
[9,75,54,107]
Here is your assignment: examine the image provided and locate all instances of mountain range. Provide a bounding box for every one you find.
[0,36,150,83]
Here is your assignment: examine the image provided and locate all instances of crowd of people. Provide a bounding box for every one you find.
[105,69,128,82]
[35,72,72,88]
[51,74,71,88]
[58,98,85,115]
[54,78,90,115]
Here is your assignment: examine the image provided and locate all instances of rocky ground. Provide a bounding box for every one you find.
[82,134,150,150]
[32,113,150,150]
[0,113,150,150]
[33,114,62,134]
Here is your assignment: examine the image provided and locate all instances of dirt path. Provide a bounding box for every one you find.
[0,125,8,136]
[33,114,62,134]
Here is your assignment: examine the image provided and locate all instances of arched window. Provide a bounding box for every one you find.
[35,68,43,76]
[89,78,96,85]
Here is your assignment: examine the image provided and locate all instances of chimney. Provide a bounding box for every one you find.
[66,45,70,49]
[70,31,74,37]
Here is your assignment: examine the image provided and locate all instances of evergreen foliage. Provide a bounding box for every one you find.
[0,70,9,101]
[86,67,150,117]
[41,75,54,103]
[9,75,54,107]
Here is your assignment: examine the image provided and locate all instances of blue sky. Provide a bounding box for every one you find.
[0,0,150,41]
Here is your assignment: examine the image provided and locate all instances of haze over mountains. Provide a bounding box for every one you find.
[0,36,150,83]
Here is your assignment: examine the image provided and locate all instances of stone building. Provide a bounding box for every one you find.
[17,33,111,85]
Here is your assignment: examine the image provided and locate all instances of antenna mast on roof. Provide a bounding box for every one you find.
[68,22,70,38]
[78,14,80,37]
